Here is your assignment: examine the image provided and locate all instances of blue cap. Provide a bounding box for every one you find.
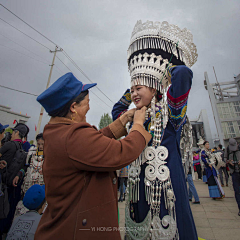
[37,72,97,114]
[23,184,45,210]
[0,123,9,132]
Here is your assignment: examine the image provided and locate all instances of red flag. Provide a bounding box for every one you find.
[35,125,37,131]
[13,120,17,124]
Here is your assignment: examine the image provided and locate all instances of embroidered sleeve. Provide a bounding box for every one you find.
[167,65,193,131]
[17,169,25,179]
[201,150,209,167]
[112,89,132,121]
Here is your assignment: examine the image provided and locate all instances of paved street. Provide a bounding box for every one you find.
[118,174,240,240]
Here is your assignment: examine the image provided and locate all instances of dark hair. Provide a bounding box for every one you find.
[2,132,11,144]
[0,129,5,134]
[49,90,89,117]
[203,141,209,146]
[36,133,44,141]
[156,91,162,101]
[15,130,24,140]
[218,144,222,149]
[35,198,46,212]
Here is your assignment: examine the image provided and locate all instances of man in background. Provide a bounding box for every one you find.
[0,123,29,238]
[225,138,240,216]
[217,144,228,187]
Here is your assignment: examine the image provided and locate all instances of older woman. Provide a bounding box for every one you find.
[34,72,151,240]
[201,141,225,199]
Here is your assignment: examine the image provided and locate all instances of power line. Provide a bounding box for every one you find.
[0,33,50,64]
[0,4,58,47]
[0,17,50,50]
[56,56,112,109]
[0,4,113,107]
[0,4,114,104]
[0,43,49,65]
[0,84,38,96]
[56,56,72,72]
[62,51,114,103]
[54,65,64,74]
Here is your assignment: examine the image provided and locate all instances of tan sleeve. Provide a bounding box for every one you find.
[108,118,128,139]
[130,124,152,146]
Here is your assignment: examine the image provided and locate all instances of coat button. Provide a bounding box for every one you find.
[82,219,87,226]
[113,178,117,184]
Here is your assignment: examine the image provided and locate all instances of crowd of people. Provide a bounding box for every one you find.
[0,123,45,239]
[190,140,240,216]
[0,117,240,240]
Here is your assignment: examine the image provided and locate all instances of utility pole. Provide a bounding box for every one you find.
[35,46,62,140]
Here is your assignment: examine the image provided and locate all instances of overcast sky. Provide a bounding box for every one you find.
[0,0,239,142]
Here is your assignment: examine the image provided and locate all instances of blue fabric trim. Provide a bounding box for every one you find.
[208,185,221,198]
[203,175,207,182]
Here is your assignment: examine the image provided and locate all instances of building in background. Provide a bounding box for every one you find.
[204,72,240,147]
[0,104,30,128]
[190,109,215,150]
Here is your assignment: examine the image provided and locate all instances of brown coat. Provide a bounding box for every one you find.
[35,117,151,240]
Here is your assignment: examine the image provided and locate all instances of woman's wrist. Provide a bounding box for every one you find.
[119,114,128,126]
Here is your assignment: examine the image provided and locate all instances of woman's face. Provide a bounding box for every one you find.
[205,142,210,150]
[73,93,90,122]
[37,138,44,151]
[130,85,155,109]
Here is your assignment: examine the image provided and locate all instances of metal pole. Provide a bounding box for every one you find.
[213,66,223,101]
[35,46,62,141]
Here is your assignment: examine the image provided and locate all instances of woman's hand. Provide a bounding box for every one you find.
[120,108,136,126]
[133,106,147,126]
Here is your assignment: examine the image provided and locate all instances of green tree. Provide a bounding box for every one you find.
[5,127,13,134]
[98,113,113,129]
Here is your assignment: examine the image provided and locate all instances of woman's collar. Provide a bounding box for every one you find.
[48,116,78,125]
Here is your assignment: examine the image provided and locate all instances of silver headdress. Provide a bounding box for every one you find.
[128,20,198,92]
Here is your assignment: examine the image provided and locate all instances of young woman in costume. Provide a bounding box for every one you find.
[193,151,202,180]
[201,141,225,199]
[112,20,198,240]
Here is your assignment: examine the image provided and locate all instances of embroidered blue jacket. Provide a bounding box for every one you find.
[201,150,218,178]
[112,65,198,240]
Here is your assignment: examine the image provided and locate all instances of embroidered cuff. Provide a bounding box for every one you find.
[17,169,25,179]
[109,118,128,139]
[130,124,152,146]
[119,89,132,106]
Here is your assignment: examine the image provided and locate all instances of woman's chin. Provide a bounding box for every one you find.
[134,102,143,109]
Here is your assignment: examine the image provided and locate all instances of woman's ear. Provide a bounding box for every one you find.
[69,102,77,113]
[151,88,157,97]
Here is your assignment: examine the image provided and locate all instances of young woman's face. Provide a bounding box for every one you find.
[205,142,210,150]
[130,85,155,109]
[37,138,44,151]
